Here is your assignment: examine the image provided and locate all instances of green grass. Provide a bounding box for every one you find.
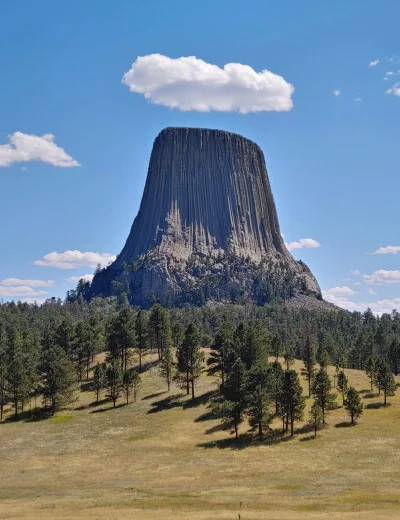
[49,414,73,424]
[1,354,400,519]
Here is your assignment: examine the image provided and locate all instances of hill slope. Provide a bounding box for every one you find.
[1,357,400,519]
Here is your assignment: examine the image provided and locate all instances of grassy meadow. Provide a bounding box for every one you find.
[1,354,400,519]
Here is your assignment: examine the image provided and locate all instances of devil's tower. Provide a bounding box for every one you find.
[89,127,322,306]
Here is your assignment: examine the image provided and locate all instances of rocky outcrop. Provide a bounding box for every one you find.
[89,127,322,306]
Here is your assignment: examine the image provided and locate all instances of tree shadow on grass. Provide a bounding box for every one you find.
[359,389,372,394]
[365,402,390,409]
[204,422,226,435]
[300,435,317,442]
[335,421,354,428]
[80,381,93,392]
[194,410,215,422]
[294,423,315,435]
[197,430,293,450]
[182,389,219,409]
[147,394,184,414]
[142,391,167,401]
[3,409,50,423]
[362,392,377,399]
[90,403,125,413]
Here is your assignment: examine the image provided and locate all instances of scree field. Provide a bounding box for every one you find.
[1,356,400,519]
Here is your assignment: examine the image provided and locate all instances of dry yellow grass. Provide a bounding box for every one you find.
[1,356,400,519]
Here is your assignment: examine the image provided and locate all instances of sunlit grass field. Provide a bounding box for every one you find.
[1,354,400,519]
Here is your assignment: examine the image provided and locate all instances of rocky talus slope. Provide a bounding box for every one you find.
[89,127,323,307]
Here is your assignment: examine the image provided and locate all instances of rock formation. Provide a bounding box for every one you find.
[89,127,322,307]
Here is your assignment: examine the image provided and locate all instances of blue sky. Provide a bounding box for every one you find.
[1,0,399,313]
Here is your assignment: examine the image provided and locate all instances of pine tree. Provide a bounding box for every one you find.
[316,346,330,371]
[309,401,323,438]
[106,359,123,407]
[207,324,235,386]
[171,322,185,349]
[176,324,204,398]
[159,347,175,391]
[271,333,282,361]
[246,362,272,440]
[269,360,284,415]
[283,345,295,370]
[336,371,348,405]
[0,323,8,420]
[311,368,337,424]
[344,387,363,424]
[388,339,400,375]
[279,369,305,436]
[135,310,147,371]
[7,331,30,417]
[302,336,316,397]
[365,356,378,391]
[41,346,77,415]
[122,368,141,404]
[148,304,172,360]
[375,361,396,405]
[218,358,247,439]
[93,362,106,403]
[107,308,136,371]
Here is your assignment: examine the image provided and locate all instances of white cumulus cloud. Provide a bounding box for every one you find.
[363,270,400,285]
[355,97,362,102]
[1,278,54,288]
[322,286,356,298]
[350,269,361,275]
[34,250,116,270]
[67,274,94,284]
[285,238,321,251]
[386,71,394,76]
[0,285,48,298]
[333,90,341,96]
[0,132,80,168]
[373,245,400,255]
[385,83,400,96]
[122,53,294,113]
[369,59,379,67]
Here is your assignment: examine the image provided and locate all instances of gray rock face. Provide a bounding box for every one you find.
[90,127,321,306]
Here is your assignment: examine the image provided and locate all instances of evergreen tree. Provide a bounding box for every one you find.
[246,362,272,440]
[365,356,378,391]
[283,345,295,370]
[171,322,185,350]
[107,308,136,371]
[7,331,30,417]
[278,369,305,436]
[106,359,123,407]
[271,333,282,361]
[219,358,247,439]
[176,324,204,398]
[135,310,147,371]
[269,360,284,415]
[207,324,235,386]
[344,387,363,424]
[159,346,175,391]
[93,362,106,403]
[122,368,141,404]
[302,336,316,397]
[375,361,396,405]
[316,346,330,371]
[41,346,77,415]
[309,401,323,438]
[0,323,8,420]
[311,368,337,424]
[336,371,348,405]
[388,339,400,375]
[148,304,172,360]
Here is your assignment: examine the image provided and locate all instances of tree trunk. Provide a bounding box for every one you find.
[308,376,311,397]
[290,416,294,437]
[275,395,279,415]
[314,423,317,438]
[186,370,190,395]
[384,390,387,405]
[370,378,373,391]
[282,417,285,434]
[258,422,263,440]
[126,390,129,405]
[0,401,3,421]
[191,378,195,399]
[167,379,170,392]
[86,358,90,380]
[139,348,142,372]
[351,413,354,425]
[234,418,238,440]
